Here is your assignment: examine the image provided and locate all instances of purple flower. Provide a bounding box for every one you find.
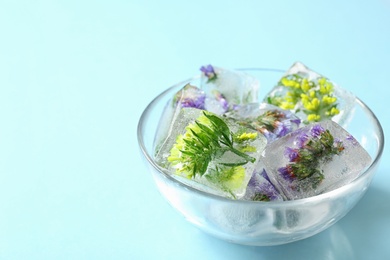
[175,84,206,109]
[346,135,358,145]
[278,166,295,182]
[291,118,301,127]
[200,64,217,81]
[311,124,325,138]
[213,91,229,112]
[284,147,299,162]
[274,121,291,137]
[231,104,240,111]
[180,95,206,109]
[278,166,295,183]
[247,171,259,189]
[260,169,271,183]
[257,181,281,201]
[246,170,282,201]
[296,131,309,148]
[261,128,278,142]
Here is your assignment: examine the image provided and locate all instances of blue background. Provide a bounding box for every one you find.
[1,0,389,259]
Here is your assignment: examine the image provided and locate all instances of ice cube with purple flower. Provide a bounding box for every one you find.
[243,170,283,201]
[199,65,260,114]
[261,120,372,200]
[153,84,206,152]
[224,103,301,143]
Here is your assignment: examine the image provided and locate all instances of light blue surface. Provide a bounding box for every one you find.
[0,1,389,259]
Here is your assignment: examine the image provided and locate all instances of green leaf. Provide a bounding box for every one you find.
[203,112,232,147]
[218,161,248,167]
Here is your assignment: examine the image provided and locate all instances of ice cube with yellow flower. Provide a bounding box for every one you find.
[264,62,355,126]
[154,107,267,199]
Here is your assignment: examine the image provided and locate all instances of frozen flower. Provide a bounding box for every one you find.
[245,170,282,201]
[274,120,291,137]
[284,147,299,162]
[212,90,229,112]
[296,131,309,148]
[346,135,358,145]
[260,169,271,183]
[200,64,217,82]
[278,125,345,190]
[230,108,301,143]
[311,124,325,138]
[291,118,301,126]
[174,84,206,109]
[278,166,295,183]
[266,67,341,124]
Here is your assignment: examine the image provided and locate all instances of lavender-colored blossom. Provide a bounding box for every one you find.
[200,64,217,80]
[257,181,281,201]
[346,134,358,145]
[175,84,206,109]
[284,147,299,162]
[180,96,206,109]
[278,166,295,183]
[246,170,282,201]
[311,124,325,138]
[260,169,271,183]
[296,131,309,148]
[231,104,241,111]
[215,92,229,112]
[261,128,278,142]
[247,171,259,189]
[274,121,291,137]
[290,118,301,127]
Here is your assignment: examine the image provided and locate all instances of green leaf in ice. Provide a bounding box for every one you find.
[167,110,258,183]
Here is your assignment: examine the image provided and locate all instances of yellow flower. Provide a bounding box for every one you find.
[281,77,297,88]
[240,145,257,153]
[300,93,309,102]
[222,166,245,190]
[330,107,340,115]
[307,114,321,122]
[322,95,337,105]
[318,77,326,85]
[300,78,311,92]
[303,98,320,111]
[168,135,196,178]
[280,101,295,110]
[236,132,258,141]
[319,78,334,94]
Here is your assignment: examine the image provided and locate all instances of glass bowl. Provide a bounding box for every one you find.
[137,69,384,246]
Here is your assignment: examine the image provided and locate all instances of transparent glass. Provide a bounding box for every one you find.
[137,69,384,246]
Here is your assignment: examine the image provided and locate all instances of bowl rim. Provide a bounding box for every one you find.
[137,68,385,206]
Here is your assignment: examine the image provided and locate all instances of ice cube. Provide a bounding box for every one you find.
[207,204,275,235]
[224,103,301,142]
[200,65,260,114]
[155,107,267,199]
[273,203,331,231]
[242,169,283,201]
[264,62,355,127]
[261,120,372,200]
[153,84,206,153]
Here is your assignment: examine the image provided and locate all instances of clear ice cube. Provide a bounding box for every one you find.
[242,170,283,201]
[200,65,260,114]
[261,120,372,200]
[153,84,206,153]
[224,103,301,143]
[155,107,267,199]
[264,62,355,127]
